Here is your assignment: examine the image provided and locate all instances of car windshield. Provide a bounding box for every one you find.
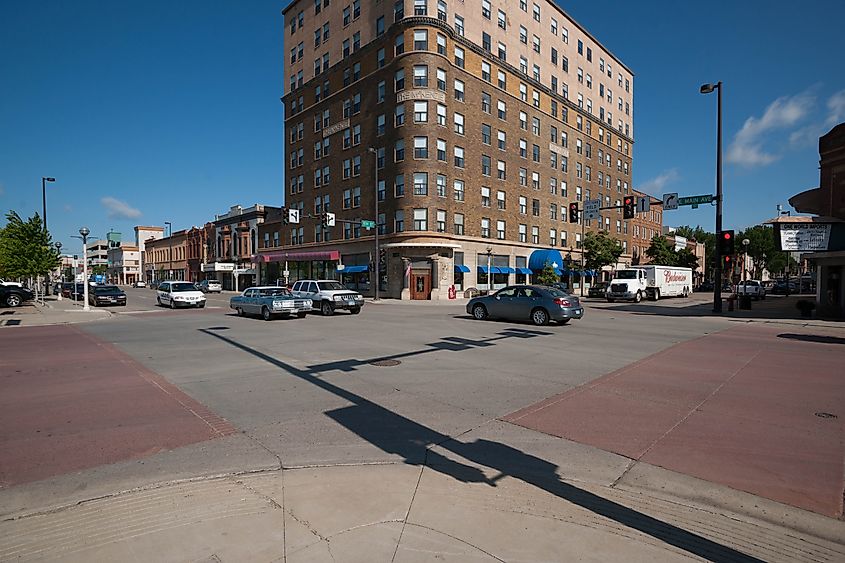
[94,286,122,295]
[615,270,639,279]
[258,288,291,297]
[318,281,347,291]
[171,282,199,292]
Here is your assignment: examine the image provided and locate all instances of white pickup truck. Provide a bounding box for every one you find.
[606,265,693,302]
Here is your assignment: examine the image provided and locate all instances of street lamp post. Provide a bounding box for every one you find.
[742,238,750,286]
[164,221,172,281]
[41,177,56,298]
[55,242,63,301]
[486,247,493,295]
[700,81,723,313]
[79,227,91,311]
[367,147,380,301]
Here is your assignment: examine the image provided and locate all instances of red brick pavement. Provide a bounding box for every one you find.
[0,325,236,488]
[504,324,845,517]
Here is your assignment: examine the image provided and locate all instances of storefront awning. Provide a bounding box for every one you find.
[528,249,564,271]
[499,267,516,274]
[254,250,341,263]
[341,265,369,273]
[478,265,504,274]
[516,267,533,275]
[454,264,470,273]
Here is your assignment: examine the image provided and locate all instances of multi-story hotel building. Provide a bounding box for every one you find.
[277,0,634,299]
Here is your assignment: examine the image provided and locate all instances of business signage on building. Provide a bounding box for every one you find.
[201,262,236,272]
[547,143,570,158]
[776,223,832,251]
[322,119,350,138]
[396,90,446,103]
[674,235,687,251]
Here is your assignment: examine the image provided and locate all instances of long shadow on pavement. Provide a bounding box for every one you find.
[199,327,764,563]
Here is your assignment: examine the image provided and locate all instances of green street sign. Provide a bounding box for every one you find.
[678,195,715,207]
[361,220,376,229]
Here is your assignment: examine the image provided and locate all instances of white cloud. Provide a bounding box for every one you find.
[727,92,815,167]
[638,168,680,196]
[101,197,141,219]
[825,89,845,126]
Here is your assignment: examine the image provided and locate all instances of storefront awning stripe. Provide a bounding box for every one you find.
[255,250,341,263]
[516,267,533,275]
[341,265,369,273]
[454,264,470,273]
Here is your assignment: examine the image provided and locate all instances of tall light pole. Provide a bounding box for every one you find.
[486,246,493,294]
[79,227,91,311]
[742,238,750,286]
[164,221,172,280]
[367,147,380,300]
[700,81,723,313]
[55,242,63,301]
[41,177,56,232]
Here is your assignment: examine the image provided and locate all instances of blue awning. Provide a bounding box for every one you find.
[499,266,516,274]
[528,249,565,271]
[454,264,470,273]
[516,267,532,275]
[341,265,368,273]
[478,265,504,274]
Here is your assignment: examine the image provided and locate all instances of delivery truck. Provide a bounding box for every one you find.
[606,265,693,302]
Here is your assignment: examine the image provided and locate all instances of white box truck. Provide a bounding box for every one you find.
[606,265,693,302]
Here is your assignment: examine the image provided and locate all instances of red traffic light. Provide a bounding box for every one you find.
[624,197,633,204]
[723,232,732,240]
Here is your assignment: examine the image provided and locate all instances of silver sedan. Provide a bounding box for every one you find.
[466,285,584,326]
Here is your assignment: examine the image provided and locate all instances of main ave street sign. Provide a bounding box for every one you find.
[678,195,715,207]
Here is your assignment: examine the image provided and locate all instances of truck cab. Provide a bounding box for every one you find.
[607,269,647,302]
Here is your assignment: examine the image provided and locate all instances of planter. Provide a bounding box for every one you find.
[795,299,816,318]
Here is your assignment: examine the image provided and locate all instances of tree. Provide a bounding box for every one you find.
[583,231,623,272]
[675,247,700,270]
[0,211,60,281]
[674,225,715,279]
[737,225,787,279]
[91,264,108,276]
[644,235,677,265]
[534,262,560,286]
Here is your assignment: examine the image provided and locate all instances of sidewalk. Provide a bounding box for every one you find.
[0,297,111,327]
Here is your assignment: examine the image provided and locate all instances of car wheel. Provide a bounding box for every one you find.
[321,301,334,316]
[262,307,272,321]
[6,294,22,307]
[761,293,766,300]
[634,291,642,303]
[156,297,162,306]
[297,311,307,318]
[198,303,205,308]
[350,307,361,314]
[236,307,244,317]
[531,308,550,326]
[170,299,176,309]
[472,304,488,320]
[606,298,615,303]
[652,289,660,301]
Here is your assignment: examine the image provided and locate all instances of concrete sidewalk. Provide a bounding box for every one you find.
[0,297,111,327]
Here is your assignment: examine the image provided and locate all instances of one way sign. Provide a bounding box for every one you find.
[662,192,679,210]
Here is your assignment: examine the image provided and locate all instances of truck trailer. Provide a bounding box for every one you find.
[606,265,693,302]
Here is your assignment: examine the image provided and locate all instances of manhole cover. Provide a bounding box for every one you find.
[815,412,837,419]
[370,359,401,367]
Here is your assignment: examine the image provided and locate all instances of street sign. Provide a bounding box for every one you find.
[663,192,679,210]
[636,196,650,213]
[584,198,601,220]
[325,212,336,227]
[678,195,715,207]
[288,208,300,224]
[361,220,376,229]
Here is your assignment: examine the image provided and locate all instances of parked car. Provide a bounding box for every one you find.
[132,280,147,288]
[697,281,715,292]
[198,279,222,293]
[587,281,608,298]
[156,281,206,309]
[291,279,364,316]
[1,284,34,307]
[230,286,312,320]
[736,280,766,300]
[0,278,23,287]
[771,280,798,294]
[89,285,127,307]
[467,285,583,326]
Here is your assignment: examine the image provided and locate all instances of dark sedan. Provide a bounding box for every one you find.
[466,285,583,326]
[1,285,35,307]
[89,285,127,307]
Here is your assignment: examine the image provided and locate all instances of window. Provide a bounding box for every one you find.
[436,33,446,55]
[454,14,464,36]
[454,146,465,167]
[519,138,527,158]
[532,35,540,54]
[497,100,506,120]
[497,130,506,150]
[454,79,465,101]
[532,144,540,162]
[549,228,557,246]
[520,56,528,74]
[531,226,539,244]
[532,2,540,21]
[519,111,527,130]
[437,210,447,232]
[481,124,491,144]
[497,160,506,179]
[481,61,491,82]
[532,117,540,135]
[352,123,361,145]
[519,224,527,242]
[377,48,385,68]
[481,218,490,238]
[519,196,527,214]
[413,65,428,87]
[413,136,428,158]
[394,0,404,20]
[578,39,583,55]
[497,220,506,240]
[497,41,507,61]
[436,103,447,126]
[532,171,540,189]
[550,203,557,220]
[519,167,527,186]
[481,186,490,207]
[482,91,491,113]
[395,138,405,161]
[395,174,405,196]
[376,15,385,36]
[481,0,491,19]
[413,172,428,194]
[414,0,427,16]
[454,179,465,201]
[395,69,405,90]
[414,29,428,50]
[453,112,464,134]
[395,210,405,232]
[437,0,447,20]
[481,154,491,176]
[377,80,386,103]
[497,9,506,29]
[482,32,491,52]
[436,138,446,161]
[497,190,506,210]
[532,198,540,216]
[395,103,405,126]
[454,46,465,68]
[395,34,405,55]
[520,83,527,102]
[436,173,447,196]
[436,68,447,91]
[414,101,428,122]
[454,213,464,234]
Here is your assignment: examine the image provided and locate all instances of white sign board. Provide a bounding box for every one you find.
[674,235,687,251]
[779,223,831,251]
[663,192,679,210]
[288,208,300,224]
[637,196,650,213]
[584,198,601,220]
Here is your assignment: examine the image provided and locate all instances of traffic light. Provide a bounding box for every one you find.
[718,230,735,256]
[623,195,635,219]
[321,212,336,227]
[723,254,732,270]
[282,207,289,225]
[568,202,579,223]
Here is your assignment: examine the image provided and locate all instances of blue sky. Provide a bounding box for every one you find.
[1,1,843,252]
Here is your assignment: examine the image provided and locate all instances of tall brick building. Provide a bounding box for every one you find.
[276,0,635,299]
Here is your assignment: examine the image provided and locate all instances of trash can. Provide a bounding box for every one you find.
[739,295,752,310]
